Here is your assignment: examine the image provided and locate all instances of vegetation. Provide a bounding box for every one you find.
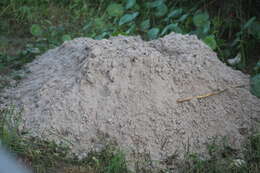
[1,107,260,173]
[0,108,128,173]
[177,135,260,173]
[0,0,259,172]
[0,0,259,97]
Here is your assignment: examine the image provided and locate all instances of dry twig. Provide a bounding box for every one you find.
[176,84,245,103]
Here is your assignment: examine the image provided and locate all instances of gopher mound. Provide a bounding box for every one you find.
[2,33,260,168]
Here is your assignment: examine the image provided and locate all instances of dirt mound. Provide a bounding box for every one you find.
[2,33,260,169]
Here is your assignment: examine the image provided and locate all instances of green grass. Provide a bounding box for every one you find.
[174,135,260,173]
[0,107,129,173]
[1,107,260,173]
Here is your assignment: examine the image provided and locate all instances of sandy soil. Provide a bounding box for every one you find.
[1,33,260,170]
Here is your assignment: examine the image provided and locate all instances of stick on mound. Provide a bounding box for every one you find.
[4,33,260,166]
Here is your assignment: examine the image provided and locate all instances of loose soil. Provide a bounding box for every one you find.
[1,33,260,170]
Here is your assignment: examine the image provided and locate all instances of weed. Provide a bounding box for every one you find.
[169,135,260,173]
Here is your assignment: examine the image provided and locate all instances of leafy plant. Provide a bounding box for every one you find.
[107,3,124,17]
[62,34,72,42]
[0,107,129,173]
[250,74,260,98]
[193,12,209,28]
[30,24,43,37]
[253,61,260,75]
[119,12,139,25]
[161,23,182,36]
[140,19,150,31]
[203,35,217,50]
[125,0,136,9]
[147,28,160,40]
[165,8,183,21]
[1,0,259,97]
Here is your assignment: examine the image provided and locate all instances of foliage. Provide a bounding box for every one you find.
[147,28,160,40]
[119,12,139,25]
[173,136,260,173]
[80,147,128,173]
[3,0,258,96]
[1,0,259,63]
[0,107,68,172]
[107,3,124,17]
[0,0,259,69]
[30,24,43,37]
[250,74,260,98]
[203,35,217,50]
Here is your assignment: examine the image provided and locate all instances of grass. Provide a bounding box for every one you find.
[0,107,260,173]
[175,135,260,173]
[0,107,129,173]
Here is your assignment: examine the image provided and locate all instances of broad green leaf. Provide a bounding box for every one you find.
[253,61,260,74]
[147,28,160,40]
[250,21,260,39]
[126,24,136,34]
[119,12,139,25]
[250,74,260,98]
[173,26,183,33]
[140,19,150,31]
[30,24,43,37]
[155,3,168,17]
[193,13,209,28]
[145,0,164,8]
[161,24,177,36]
[93,18,106,30]
[202,21,211,34]
[242,16,256,30]
[177,14,189,22]
[125,0,136,9]
[82,22,92,31]
[160,23,182,36]
[133,3,140,11]
[95,32,110,40]
[107,3,124,17]
[231,37,240,47]
[166,8,183,19]
[203,35,217,50]
[62,34,71,41]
